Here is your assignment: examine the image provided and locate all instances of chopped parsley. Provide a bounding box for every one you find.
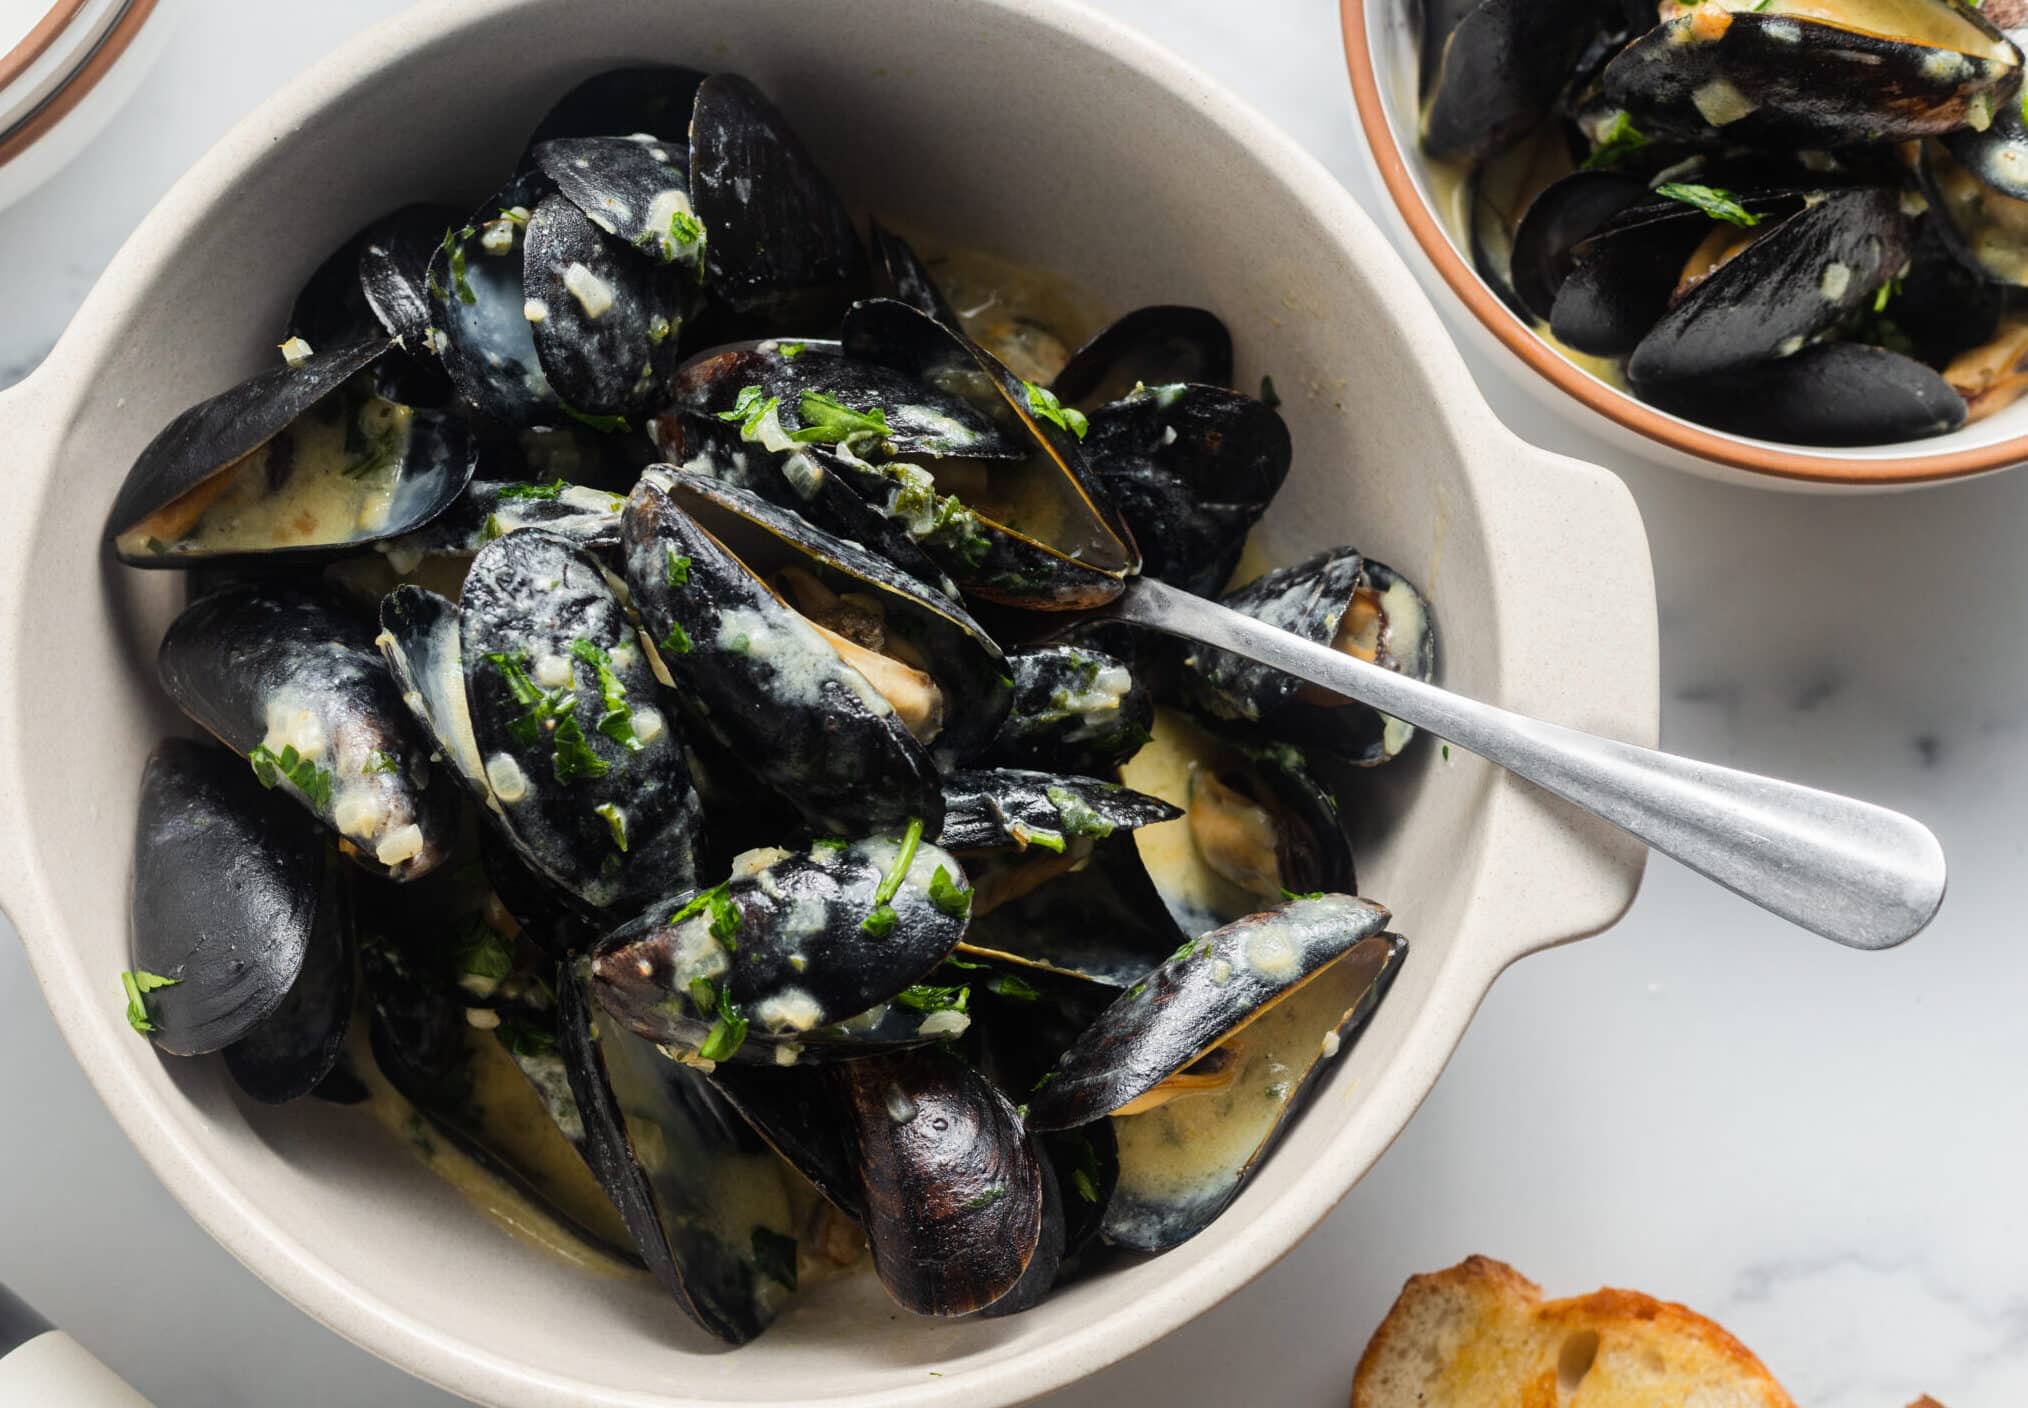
[595,801,629,852]
[664,549,691,586]
[689,976,720,1015]
[778,340,807,359]
[986,972,1041,1002]
[1442,744,1451,762]
[1259,374,1281,409]
[717,384,780,438]
[483,649,576,747]
[862,817,925,935]
[550,715,609,782]
[1021,380,1089,440]
[496,479,570,501]
[362,750,399,776]
[1066,1134,1103,1202]
[670,208,705,249]
[1655,182,1761,228]
[927,864,973,919]
[791,390,890,446]
[751,1226,798,1289]
[495,1010,558,1059]
[558,401,631,434]
[497,207,530,227]
[482,513,505,542]
[1031,1071,1059,1091]
[121,969,179,1034]
[568,638,643,752]
[1279,888,1326,901]
[248,743,334,811]
[1072,1168,1100,1202]
[697,985,749,1061]
[671,882,741,950]
[1581,111,1648,171]
[896,982,970,1013]
[438,224,479,304]
[1045,785,1115,840]
[456,920,516,998]
[960,1186,1008,1210]
[812,836,849,853]
[659,621,693,655]
[1014,823,1066,853]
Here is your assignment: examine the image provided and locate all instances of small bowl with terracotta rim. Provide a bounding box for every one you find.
[1339,0,2028,492]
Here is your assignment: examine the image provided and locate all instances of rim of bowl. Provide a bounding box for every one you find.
[0,0,157,169]
[1338,0,2027,488]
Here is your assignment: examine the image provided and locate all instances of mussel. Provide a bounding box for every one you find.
[939,768,1180,857]
[1050,305,1235,410]
[158,587,457,879]
[1421,0,1607,163]
[984,645,1155,776]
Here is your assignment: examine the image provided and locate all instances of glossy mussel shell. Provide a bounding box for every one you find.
[1638,340,1968,444]
[107,337,476,567]
[985,644,1155,776]
[157,587,456,880]
[1421,0,1606,163]
[1025,894,1392,1130]
[939,768,1180,854]
[1604,1,2021,147]
[588,835,972,1057]
[1050,305,1235,409]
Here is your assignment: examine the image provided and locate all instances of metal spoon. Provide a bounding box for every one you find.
[1100,576,1945,950]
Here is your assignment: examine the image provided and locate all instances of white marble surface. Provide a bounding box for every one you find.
[1,2,2023,1405]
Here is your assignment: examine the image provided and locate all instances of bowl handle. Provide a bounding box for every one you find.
[1463,434,1660,971]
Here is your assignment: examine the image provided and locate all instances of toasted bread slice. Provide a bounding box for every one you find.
[1352,1255,1796,1408]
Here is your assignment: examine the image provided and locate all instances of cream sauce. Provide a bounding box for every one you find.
[1122,708,1275,932]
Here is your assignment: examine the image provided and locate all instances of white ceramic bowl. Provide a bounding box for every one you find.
[0,2,1659,1403]
[1341,0,2028,492]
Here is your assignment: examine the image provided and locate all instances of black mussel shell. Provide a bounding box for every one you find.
[429,171,558,426]
[531,136,704,267]
[1121,707,1357,933]
[620,470,952,829]
[293,203,461,352]
[526,65,707,149]
[838,1048,1045,1317]
[1082,382,1290,597]
[1509,170,1650,322]
[710,1064,865,1219]
[1041,1121,1119,1257]
[671,336,1021,460]
[840,298,1139,607]
[158,587,456,880]
[1050,306,1234,410]
[1628,188,1912,388]
[588,834,972,1057]
[1921,135,2028,287]
[106,336,477,566]
[980,1152,1068,1318]
[1466,121,1583,318]
[1104,930,1406,1252]
[959,834,1187,988]
[129,739,326,1055]
[1893,217,2003,365]
[223,853,356,1104]
[1183,546,1364,723]
[1025,895,1391,1131]
[689,73,867,323]
[1944,91,2028,201]
[557,967,797,1344]
[387,478,626,562]
[657,411,961,598]
[459,529,706,911]
[522,193,691,419]
[939,769,1180,854]
[986,644,1154,776]
[1604,6,2021,148]
[1420,0,1604,162]
[869,219,961,327]
[1551,190,1803,358]
[1640,341,1968,444]
[377,585,487,791]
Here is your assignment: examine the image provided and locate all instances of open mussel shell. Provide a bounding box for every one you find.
[621,469,965,829]
[377,585,486,790]
[292,203,460,352]
[1185,546,1365,723]
[429,171,559,426]
[1920,135,2028,287]
[158,587,456,880]
[531,135,703,268]
[525,64,706,149]
[459,528,706,911]
[1508,170,1650,323]
[1025,894,1391,1131]
[709,1064,864,1219]
[656,411,961,597]
[522,193,691,419]
[223,851,357,1104]
[840,298,1139,608]
[1083,382,1290,597]
[940,769,1180,854]
[689,73,867,322]
[1105,930,1406,1252]
[589,834,972,1058]
[1420,0,1603,163]
[869,219,961,327]
[1604,2,2021,147]
[958,834,1187,989]
[387,478,626,561]
[1050,306,1234,410]
[1641,341,1968,444]
[986,644,1154,776]
[837,1048,1045,1316]
[1628,188,1912,389]
[1121,706,1356,934]
[107,337,477,568]
[671,336,1021,460]
[558,965,797,1344]
[129,739,327,1055]
[1550,190,1802,357]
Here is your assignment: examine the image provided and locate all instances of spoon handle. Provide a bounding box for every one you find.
[1105,577,1945,950]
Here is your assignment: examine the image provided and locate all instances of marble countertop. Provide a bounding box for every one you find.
[2,2,2021,1404]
